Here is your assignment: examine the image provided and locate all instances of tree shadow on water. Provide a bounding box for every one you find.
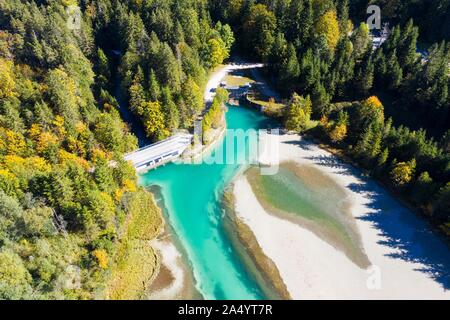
[349,181,450,290]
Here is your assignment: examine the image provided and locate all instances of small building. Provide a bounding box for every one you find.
[372,23,390,49]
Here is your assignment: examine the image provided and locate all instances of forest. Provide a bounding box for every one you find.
[0,0,449,299]
[210,0,449,238]
[0,0,233,299]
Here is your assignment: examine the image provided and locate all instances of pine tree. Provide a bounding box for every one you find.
[174,20,185,44]
[243,3,277,60]
[311,81,330,115]
[182,77,203,121]
[384,26,401,53]
[352,23,370,59]
[377,147,389,167]
[129,67,146,113]
[355,53,374,96]
[355,124,374,158]
[399,20,419,73]
[286,0,304,46]
[280,43,300,93]
[148,69,161,101]
[268,32,288,76]
[96,48,110,89]
[161,87,180,132]
[336,0,350,33]
[413,171,436,205]
[386,51,403,90]
[299,0,313,44]
[330,38,355,98]
[299,49,316,90]
[369,126,383,159]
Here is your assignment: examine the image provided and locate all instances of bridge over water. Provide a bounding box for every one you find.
[124,133,193,172]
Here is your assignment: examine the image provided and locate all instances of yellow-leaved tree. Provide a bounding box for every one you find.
[315,10,340,52]
[328,110,349,143]
[0,129,26,156]
[284,94,312,133]
[0,58,16,99]
[329,123,347,142]
[140,101,170,141]
[390,159,416,186]
[364,96,384,111]
[206,38,228,68]
[93,249,109,269]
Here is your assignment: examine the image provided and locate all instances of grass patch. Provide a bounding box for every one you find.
[224,74,254,87]
[246,94,286,118]
[107,240,158,300]
[105,189,163,300]
[247,95,285,109]
[123,190,163,241]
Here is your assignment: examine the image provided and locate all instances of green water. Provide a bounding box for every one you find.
[139,106,274,299]
[250,166,348,230]
[247,164,370,268]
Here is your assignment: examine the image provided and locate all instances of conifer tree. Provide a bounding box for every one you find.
[398,20,419,74]
[280,43,300,93]
[161,87,180,132]
[386,51,403,90]
[129,67,146,113]
[148,69,161,101]
[299,0,313,44]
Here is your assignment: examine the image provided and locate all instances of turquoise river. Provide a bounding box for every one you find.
[139,106,274,299]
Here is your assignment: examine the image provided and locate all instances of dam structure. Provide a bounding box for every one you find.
[124,133,193,172]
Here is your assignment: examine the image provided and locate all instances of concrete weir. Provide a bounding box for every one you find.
[124,133,193,173]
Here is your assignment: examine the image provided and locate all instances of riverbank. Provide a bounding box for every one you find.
[146,185,200,300]
[147,231,200,300]
[222,188,291,300]
[232,133,450,299]
[183,124,226,162]
[184,63,265,160]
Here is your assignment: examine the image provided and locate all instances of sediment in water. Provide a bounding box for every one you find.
[221,186,292,300]
[245,162,370,269]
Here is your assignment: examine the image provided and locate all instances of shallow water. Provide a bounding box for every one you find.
[139,106,274,299]
[139,104,450,298]
[246,163,370,268]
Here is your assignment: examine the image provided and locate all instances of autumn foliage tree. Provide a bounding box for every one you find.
[390,159,416,186]
[0,58,15,99]
[139,101,169,141]
[328,110,349,143]
[284,94,312,133]
[315,10,340,52]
